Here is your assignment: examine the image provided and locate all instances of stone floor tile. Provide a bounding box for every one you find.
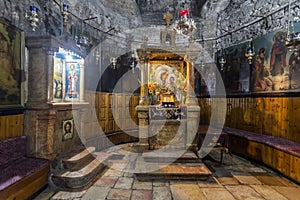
[202,187,236,200]
[272,186,300,200]
[106,188,132,200]
[152,180,170,187]
[132,179,153,190]
[93,176,118,187]
[153,186,172,200]
[170,184,206,200]
[114,177,134,189]
[251,185,288,200]
[123,172,135,178]
[170,180,198,185]
[251,173,292,186]
[198,176,223,188]
[50,190,86,200]
[131,189,152,200]
[231,171,262,185]
[103,169,123,177]
[216,176,240,185]
[32,187,55,200]
[81,186,110,200]
[225,185,265,200]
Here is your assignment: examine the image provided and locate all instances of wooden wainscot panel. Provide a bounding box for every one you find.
[0,114,24,141]
[99,107,107,119]
[125,94,131,107]
[99,120,106,133]
[132,95,140,106]
[114,94,126,108]
[246,141,262,162]
[273,149,285,175]
[261,145,273,167]
[113,107,125,120]
[290,155,300,183]
[106,119,115,133]
[99,93,111,108]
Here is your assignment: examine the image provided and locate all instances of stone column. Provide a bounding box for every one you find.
[46,48,55,102]
[26,110,57,160]
[136,105,149,152]
[79,61,85,101]
[185,58,191,104]
[186,105,200,152]
[137,50,149,105]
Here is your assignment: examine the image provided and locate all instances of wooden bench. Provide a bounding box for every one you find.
[223,127,300,184]
[0,136,50,200]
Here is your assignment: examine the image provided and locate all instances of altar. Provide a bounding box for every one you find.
[136,47,201,153]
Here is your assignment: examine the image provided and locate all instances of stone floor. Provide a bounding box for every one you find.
[34,143,300,200]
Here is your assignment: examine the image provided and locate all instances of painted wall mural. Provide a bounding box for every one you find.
[0,20,23,108]
[202,21,300,97]
[252,21,300,93]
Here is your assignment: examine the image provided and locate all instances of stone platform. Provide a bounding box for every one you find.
[134,150,212,181]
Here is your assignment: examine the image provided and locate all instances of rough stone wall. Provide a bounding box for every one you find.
[215,0,300,47]
[0,0,142,40]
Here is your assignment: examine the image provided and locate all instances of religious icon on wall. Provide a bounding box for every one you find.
[65,62,80,101]
[0,20,24,108]
[149,64,187,104]
[252,20,300,93]
[53,56,63,99]
[62,119,74,141]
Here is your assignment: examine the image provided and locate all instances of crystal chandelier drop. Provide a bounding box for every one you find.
[173,0,196,36]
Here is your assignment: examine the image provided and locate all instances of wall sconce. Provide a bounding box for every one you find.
[218,49,226,71]
[129,52,137,73]
[285,0,300,51]
[110,57,117,69]
[25,5,40,31]
[76,35,90,47]
[245,46,255,64]
[62,3,70,26]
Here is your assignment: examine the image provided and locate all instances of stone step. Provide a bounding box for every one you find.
[62,146,96,171]
[52,153,109,190]
[134,161,211,181]
[134,150,211,181]
[142,150,201,163]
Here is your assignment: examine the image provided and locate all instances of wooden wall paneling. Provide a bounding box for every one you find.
[125,94,131,107]
[99,93,107,108]
[0,114,24,140]
[273,149,285,175]
[249,97,257,132]
[291,98,300,142]
[281,98,288,139]
[263,98,271,135]
[273,97,282,137]
[99,120,106,133]
[261,145,272,167]
[99,107,107,119]
[106,119,115,133]
[246,141,262,161]
[290,156,300,183]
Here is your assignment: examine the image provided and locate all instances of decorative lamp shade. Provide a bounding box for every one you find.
[180,9,189,17]
[63,3,69,11]
[30,5,39,12]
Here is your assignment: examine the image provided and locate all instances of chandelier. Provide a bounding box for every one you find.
[173,0,196,36]
[285,0,300,51]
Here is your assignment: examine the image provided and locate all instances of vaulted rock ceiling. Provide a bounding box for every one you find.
[135,0,208,25]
